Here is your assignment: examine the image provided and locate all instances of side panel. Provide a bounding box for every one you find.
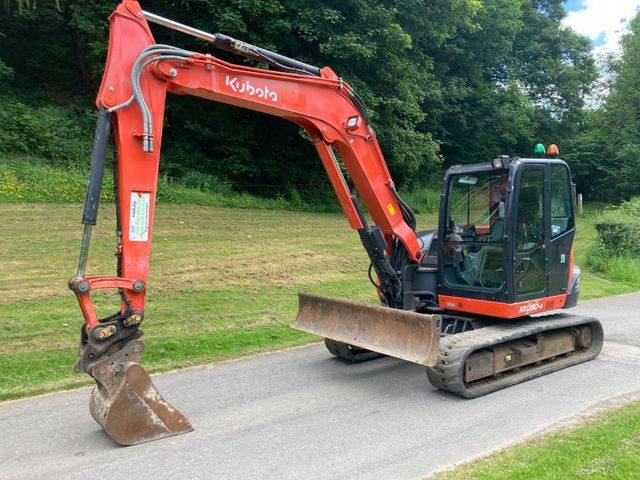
[438,293,568,319]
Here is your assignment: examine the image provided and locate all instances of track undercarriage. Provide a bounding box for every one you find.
[427,313,603,397]
[320,309,603,398]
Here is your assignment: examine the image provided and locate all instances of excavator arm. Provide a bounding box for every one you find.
[69,1,440,445]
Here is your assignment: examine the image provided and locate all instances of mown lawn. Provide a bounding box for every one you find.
[0,202,635,400]
[0,203,398,399]
[430,399,640,480]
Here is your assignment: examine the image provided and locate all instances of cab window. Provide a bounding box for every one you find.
[550,164,574,238]
[442,171,508,291]
[515,168,545,295]
[515,169,544,252]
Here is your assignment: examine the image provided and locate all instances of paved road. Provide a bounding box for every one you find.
[1,294,639,480]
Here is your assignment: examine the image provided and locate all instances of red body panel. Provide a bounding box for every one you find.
[438,294,568,319]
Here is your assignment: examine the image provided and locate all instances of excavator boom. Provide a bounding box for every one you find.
[70,1,439,445]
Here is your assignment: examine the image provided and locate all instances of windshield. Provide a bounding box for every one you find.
[447,171,509,239]
[442,170,509,291]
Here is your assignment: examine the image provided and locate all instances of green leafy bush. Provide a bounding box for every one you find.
[0,96,94,166]
[594,199,640,256]
[615,197,640,217]
[593,220,640,257]
[587,198,640,273]
[586,240,611,273]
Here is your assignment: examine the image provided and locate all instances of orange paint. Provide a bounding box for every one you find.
[568,248,575,292]
[438,294,568,319]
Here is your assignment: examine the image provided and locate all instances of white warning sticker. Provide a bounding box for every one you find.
[129,192,150,242]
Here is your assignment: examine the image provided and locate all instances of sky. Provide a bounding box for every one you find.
[562,0,640,57]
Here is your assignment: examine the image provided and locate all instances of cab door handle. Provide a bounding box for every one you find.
[515,258,531,274]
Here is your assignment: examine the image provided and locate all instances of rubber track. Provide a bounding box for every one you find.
[426,313,604,398]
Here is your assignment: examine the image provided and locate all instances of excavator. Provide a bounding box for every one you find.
[69,1,604,445]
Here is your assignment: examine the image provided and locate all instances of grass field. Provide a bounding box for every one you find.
[0,203,382,400]
[430,399,640,479]
[1,202,638,401]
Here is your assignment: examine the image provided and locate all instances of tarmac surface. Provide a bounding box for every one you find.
[1,293,639,479]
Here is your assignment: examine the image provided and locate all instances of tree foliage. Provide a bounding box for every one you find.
[562,11,640,201]
[600,13,640,200]
[2,0,635,202]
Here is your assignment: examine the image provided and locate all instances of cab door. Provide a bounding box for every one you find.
[548,163,576,296]
[513,165,548,302]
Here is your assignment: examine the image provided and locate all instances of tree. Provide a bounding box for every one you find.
[415,0,597,167]
[601,12,640,199]
[0,0,607,201]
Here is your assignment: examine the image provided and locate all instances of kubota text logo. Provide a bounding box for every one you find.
[518,301,544,314]
[225,76,279,102]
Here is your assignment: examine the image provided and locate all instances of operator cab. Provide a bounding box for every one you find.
[433,156,577,315]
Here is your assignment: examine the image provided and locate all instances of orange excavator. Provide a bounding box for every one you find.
[70,1,603,445]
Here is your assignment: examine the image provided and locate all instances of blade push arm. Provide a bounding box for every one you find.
[71,1,422,356]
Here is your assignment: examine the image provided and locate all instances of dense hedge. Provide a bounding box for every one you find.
[0,94,94,166]
[588,198,640,273]
[594,218,640,257]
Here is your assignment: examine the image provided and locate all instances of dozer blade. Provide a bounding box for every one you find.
[293,292,442,367]
[88,339,193,445]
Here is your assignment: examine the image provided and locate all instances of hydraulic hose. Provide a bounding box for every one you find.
[107,45,195,151]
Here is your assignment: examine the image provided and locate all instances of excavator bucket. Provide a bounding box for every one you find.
[293,292,442,367]
[88,340,193,445]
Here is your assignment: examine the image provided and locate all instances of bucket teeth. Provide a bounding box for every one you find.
[88,340,193,445]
